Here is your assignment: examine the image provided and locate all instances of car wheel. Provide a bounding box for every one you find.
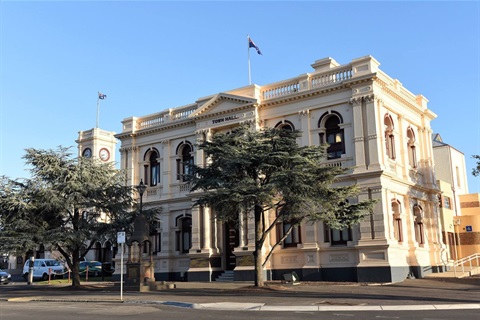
[23,273,28,280]
[93,271,99,277]
[42,273,49,281]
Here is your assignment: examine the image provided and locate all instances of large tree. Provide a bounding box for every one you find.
[0,147,137,287]
[191,126,375,287]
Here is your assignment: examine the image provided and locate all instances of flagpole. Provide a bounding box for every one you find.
[96,94,100,128]
[247,35,251,85]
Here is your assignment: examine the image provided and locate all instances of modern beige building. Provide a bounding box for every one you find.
[111,55,446,283]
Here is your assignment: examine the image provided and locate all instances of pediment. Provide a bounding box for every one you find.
[190,93,257,119]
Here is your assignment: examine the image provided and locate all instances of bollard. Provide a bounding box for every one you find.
[86,266,88,281]
[48,268,51,284]
[68,269,71,283]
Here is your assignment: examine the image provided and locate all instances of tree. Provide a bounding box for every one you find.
[191,126,375,287]
[472,155,480,177]
[0,147,138,287]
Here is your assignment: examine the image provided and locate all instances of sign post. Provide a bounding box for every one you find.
[117,231,126,301]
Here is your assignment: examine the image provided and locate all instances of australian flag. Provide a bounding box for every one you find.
[98,92,107,100]
[248,37,262,55]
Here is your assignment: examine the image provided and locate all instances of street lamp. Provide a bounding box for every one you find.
[136,179,147,214]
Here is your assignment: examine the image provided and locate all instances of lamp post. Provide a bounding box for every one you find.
[136,179,147,214]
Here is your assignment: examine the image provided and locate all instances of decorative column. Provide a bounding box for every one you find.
[365,94,381,170]
[161,140,171,197]
[190,206,202,253]
[202,206,212,252]
[298,109,311,146]
[350,96,366,171]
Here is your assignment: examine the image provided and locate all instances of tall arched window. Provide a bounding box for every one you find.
[413,204,424,245]
[319,112,345,160]
[392,200,403,242]
[143,148,160,186]
[176,142,194,182]
[406,127,417,168]
[175,215,192,253]
[384,115,396,160]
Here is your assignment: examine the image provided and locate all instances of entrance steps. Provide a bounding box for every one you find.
[215,270,234,282]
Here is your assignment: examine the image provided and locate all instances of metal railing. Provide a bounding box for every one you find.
[452,253,480,277]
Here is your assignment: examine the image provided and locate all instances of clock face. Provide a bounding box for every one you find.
[82,148,92,158]
[99,148,110,161]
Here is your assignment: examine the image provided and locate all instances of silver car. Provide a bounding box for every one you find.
[0,269,11,284]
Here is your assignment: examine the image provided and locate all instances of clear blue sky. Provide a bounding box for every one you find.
[1,0,479,193]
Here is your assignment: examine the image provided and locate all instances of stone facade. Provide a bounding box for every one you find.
[113,55,446,282]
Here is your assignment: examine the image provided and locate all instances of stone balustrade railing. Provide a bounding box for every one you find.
[261,65,353,100]
[134,105,197,131]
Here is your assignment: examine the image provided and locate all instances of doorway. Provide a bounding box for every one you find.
[224,222,239,270]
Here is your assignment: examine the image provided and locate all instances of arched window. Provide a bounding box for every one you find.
[392,200,403,242]
[176,142,194,182]
[406,127,417,168]
[175,215,192,253]
[319,112,345,160]
[384,115,396,160]
[413,204,424,245]
[143,149,160,186]
[275,120,295,132]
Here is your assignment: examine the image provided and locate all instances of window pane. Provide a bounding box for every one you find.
[332,229,341,242]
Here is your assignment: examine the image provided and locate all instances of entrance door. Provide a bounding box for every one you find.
[225,222,239,270]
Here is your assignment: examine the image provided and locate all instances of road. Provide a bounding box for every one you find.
[1,301,479,320]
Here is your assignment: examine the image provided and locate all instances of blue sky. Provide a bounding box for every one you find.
[1,0,479,193]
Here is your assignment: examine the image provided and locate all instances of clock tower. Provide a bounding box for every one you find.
[76,127,117,164]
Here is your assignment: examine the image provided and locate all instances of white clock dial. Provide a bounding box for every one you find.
[99,148,110,161]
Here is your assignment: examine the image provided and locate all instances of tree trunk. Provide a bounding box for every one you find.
[71,248,81,288]
[254,204,264,287]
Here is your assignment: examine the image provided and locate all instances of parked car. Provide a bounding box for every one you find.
[0,269,11,284]
[22,259,65,281]
[79,261,103,277]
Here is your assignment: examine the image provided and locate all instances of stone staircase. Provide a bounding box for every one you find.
[215,270,234,282]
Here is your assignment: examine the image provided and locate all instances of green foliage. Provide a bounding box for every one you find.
[191,126,374,231]
[0,146,136,275]
[191,125,375,285]
[473,155,480,177]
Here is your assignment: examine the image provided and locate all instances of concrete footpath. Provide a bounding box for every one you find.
[2,276,480,312]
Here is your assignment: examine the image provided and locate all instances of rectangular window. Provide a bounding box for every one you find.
[151,164,160,186]
[444,196,451,209]
[283,222,301,247]
[456,166,461,188]
[324,224,352,245]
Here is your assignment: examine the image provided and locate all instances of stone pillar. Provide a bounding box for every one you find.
[298,109,311,146]
[350,97,366,171]
[202,206,212,252]
[161,140,171,197]
[238,209,246,248]
[365,95,381,170]
[190,206,201,252]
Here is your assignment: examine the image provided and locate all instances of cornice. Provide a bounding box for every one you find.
[116,119,195,139]
[192,103,256,121]
[375,77,423,114]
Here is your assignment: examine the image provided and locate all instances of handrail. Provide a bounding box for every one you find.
[453,253,480,277]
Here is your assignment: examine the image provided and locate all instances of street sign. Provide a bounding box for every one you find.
[117,231,126,244]
[466,226,473,232]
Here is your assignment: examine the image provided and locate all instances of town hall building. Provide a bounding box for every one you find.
[79,55,445,283]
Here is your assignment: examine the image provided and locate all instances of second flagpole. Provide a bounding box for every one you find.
[248,35,251,85]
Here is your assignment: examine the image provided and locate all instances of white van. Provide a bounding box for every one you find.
[22,259,65,281]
